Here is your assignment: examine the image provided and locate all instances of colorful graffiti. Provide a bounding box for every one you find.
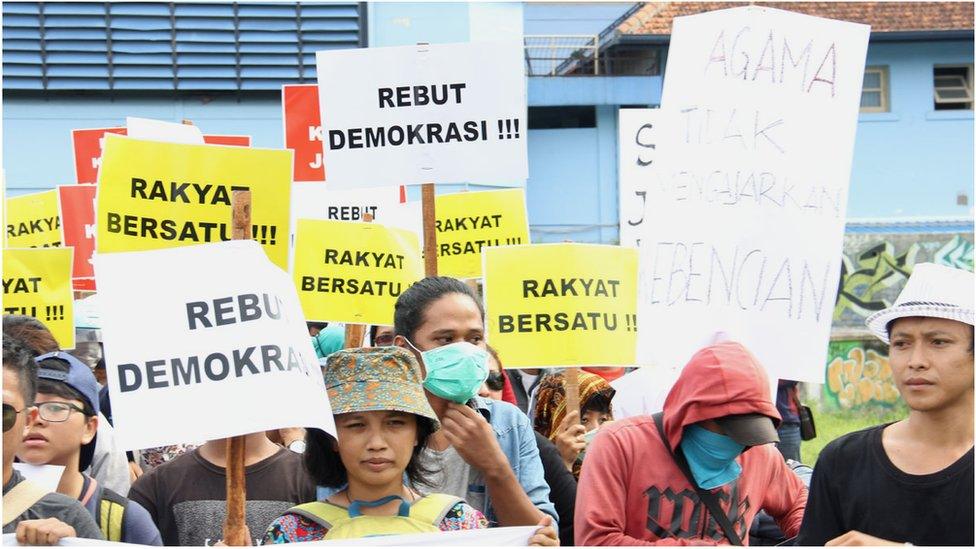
[825,340,900,409]
[833,233,974,326]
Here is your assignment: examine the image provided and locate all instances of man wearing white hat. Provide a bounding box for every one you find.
[798,263,974,546]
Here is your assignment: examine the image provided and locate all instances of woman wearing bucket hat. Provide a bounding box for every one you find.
[798,263,974,546]
[262,346,489,542]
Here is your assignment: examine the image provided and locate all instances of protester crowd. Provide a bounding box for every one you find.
[2,263,973,546]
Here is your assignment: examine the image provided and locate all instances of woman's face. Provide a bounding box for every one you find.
[335,410,418,489]
[581,409,612,433]
[397,293,485,373]
[478,353,504,400]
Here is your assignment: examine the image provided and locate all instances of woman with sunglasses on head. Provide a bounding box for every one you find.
[263,347,488,543]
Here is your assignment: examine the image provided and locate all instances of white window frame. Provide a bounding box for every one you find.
[933,64,974,109]
[860,65,890,113]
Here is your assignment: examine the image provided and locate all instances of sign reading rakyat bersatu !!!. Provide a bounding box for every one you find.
[94,240,335,451]
[96,134,292,269]
[5,190,62,249]
[316,41,527,188]
[435,189,530,279]
[637,6,870,383]
[484,243,639,369]
[3,247,75,349]
[293,219,424,326]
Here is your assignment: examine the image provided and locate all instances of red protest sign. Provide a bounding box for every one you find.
[202,135,251,147]
[58,185,98,290]
[72,127,250,184]
[283,84,325,182]
[72,127,127,184]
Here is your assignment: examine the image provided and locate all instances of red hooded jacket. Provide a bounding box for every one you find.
[575,342,807,545]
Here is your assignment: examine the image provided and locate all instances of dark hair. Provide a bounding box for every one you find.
[394,277,484,341]
[304,414,438,489]
[3,315,59,355]
[581,392,613,416]
[3,338,38,406]
[369,325,379,344]
[35,357,96,416]
[307,321,328,332]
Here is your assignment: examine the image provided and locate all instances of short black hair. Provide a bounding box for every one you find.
[3,337,38,406]
[304,414,438,488]
[35,357,96,416]
[393,277,483,341]
[582,391,613,416]
[3,315,59,355]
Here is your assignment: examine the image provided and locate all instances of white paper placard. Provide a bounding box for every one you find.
[304,525,537,546]
[125,117,205,145]
[290,184,422,236]
[12,463,65,492]
[95,240,335,450]
[618,108,661,248]
[637,6,870,383]
[2,534,136,547]
[315,41,528,188]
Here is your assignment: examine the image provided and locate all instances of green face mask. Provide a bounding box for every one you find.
[407,340,489,404]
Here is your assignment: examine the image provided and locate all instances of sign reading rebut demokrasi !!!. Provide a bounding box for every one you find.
[637,7,870,383]
[96,240,335,450]
[315,41,527,188]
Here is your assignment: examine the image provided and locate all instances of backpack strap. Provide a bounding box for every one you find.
[2,480,50,527]
[652,412,743,546]
[96,487,129,542]
[409,494,463,528]
[288,501,349,530]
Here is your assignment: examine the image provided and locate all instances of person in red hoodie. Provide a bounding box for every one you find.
[575,341,807,545]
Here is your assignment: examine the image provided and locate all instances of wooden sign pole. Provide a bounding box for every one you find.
[561,239,581,423]
[421,183,438,277]
[223,190,251,546]
[343,213,373,348]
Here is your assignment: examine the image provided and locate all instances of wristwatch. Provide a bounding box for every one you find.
[287,439,307,454]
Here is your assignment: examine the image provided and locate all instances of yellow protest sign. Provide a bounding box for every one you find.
[293,219,424,325]
[435,189,529,279]
[4,190,62,248]
[96,135,292,269]
[3,247,75,349]
[484,243,638,368]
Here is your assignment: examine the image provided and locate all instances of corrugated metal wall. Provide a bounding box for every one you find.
[2,1,363,90]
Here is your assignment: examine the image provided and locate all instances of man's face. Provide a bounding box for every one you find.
[396,293,485,373]
[17,392,97,468]
[889,317,974,413]
[3,368,33,469]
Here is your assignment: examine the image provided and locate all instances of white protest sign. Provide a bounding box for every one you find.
[95,240,335,450]
[304,525,537,546]
[315,41,527,188]
[12,463,65,492]
[618,109,661,248]
[637,6,869,383]
[290,183,421,236]
[2,534,136,547]
[125,116,205,144]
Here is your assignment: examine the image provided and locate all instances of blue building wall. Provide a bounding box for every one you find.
[3,6,972,247]
[851,39,973,218]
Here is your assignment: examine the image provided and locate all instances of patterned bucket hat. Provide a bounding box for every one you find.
[323,346,439,428]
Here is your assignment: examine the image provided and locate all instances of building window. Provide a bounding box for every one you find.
[528,106,597,129]
[933,65,973,110]
[860,66,889,112]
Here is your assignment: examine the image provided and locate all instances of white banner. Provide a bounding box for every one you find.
[315,41,528,189]
[637,6,870,383]
[290,183,422,236]
[303,525,537,546]
[95,240,335,450]
[617,108,661,248]
[2,534,136,546]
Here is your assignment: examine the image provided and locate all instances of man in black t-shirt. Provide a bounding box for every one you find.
[798,263,974,546]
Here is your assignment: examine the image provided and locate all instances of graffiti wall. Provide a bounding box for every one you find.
[833,233,973,328]
[821,231,972,408]
[825,339,899,409]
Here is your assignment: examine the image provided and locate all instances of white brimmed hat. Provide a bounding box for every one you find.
[865,263,974,343]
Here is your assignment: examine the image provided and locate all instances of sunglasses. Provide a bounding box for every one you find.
[486,371,505,391]
[3,403,25,433]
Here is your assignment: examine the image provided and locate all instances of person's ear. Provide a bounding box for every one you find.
[393,335,408,349]
[81,414,99,444]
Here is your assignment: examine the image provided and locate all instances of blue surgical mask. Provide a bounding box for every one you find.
[680,424,744,490]
[406,339,489,404]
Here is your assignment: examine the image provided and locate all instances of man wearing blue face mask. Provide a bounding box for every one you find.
[575,341,807,546]
[392,277,559,545]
